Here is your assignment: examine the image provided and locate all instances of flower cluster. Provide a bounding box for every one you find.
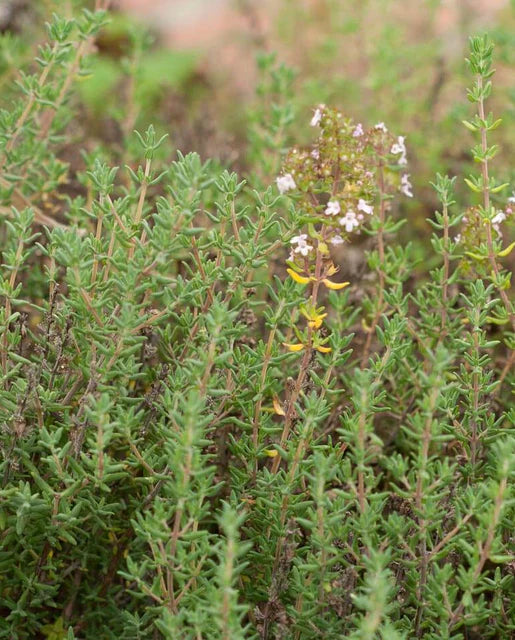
[276,105,413,272]
[276,105,413,354]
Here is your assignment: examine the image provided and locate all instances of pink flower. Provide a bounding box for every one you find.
[353,123,364,137]
[330,235,344,246]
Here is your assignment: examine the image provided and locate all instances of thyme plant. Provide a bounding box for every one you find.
[0,6,513,640]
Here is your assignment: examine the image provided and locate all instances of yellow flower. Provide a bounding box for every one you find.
[287,268,312,285]
[322,279,350,290]
[283,342,305,352]
[308,313,327,329]
[272,395,285,416]
[264,449,278,457]
[498,241,515,257]
[315,345,332,353]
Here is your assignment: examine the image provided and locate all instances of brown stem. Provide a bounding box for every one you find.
[3,45,58,156]
[449,473,508,627]
[270,235,326,474]
[356,388,368,514]
[90,198,104,288]
[38,37,90,142]
[361,154,386,367]
[252,324,279,474]
[1,236,25,376]
[427,513,473,561]
[414,387,439,636]
[221,535,235,640]
[477,77,514,331]
[128,158,151,260]
[230,199,240,242]
[439,201,450,338]
[469,327,480,475]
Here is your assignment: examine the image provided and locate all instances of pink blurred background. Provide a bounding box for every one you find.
[116,0,510,93]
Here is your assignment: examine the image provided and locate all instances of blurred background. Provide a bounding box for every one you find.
[0,0,513,226]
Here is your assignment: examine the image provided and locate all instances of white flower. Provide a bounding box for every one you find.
[400,174,413,198]
[339,211,360,233]
[390,136,404,154]
[310,106,324,127]
[454,234,461,244]
[508,192,515,204]
[296,243,313,256]
[492,211,506,226]
[311,149,320,160]
[357,199,374,215]
[325,200,341,216]
[291,234,313,256]
[330,235,344,245]
[391,135,407,165]
[374,122,388,132]
[276,173,296,194]
[353,123,364,137]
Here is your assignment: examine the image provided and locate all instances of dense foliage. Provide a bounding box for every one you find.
[0,4,513,639]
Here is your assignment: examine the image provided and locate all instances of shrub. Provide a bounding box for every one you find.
[0,6,513,640]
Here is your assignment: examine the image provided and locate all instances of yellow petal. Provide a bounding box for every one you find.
[318,241,329,255]
[264,449,278,457]
[272,395,285,416]
[464,251,487,261]
[287,268,311,285]
[322,279,350,290]
[498,241,515,258]
[315,345,332,353]
[308,313,327,329]
[283,342,305,352]
[326,263,339,276]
